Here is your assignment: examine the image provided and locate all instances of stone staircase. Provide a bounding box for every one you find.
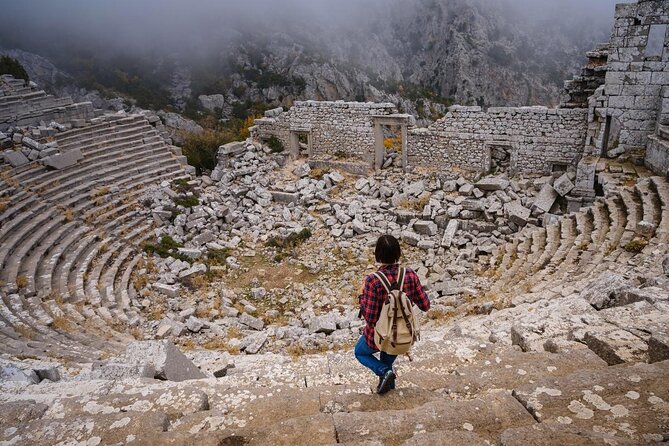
[0,112,192,362]
[488,174,668,302]
[1,335,666,444]
[0,74,95,131]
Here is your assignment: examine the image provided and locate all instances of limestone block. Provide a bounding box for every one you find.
[476,176,510,191]
[309,314,337,334]
[553,174,575,197]
[153,283,179,298]
[124,340,206,381]
[441,220,459,248]
[584,328,648,365]
[42,148,82,169]
[239,313,265,331]
[504,201,530,226]
[4,150,29,167]
[241,332,268,354]
[90,363,156,380]
[414,220,438,236]
[532,184,558,214]
[649,332,669,363]
[0,363,39,384]
[580,272,631,309]
[402,230,421,247]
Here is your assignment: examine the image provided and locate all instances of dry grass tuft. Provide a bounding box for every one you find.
[52,316,74,333]
[203,338,240,354]
[15,275,28,289]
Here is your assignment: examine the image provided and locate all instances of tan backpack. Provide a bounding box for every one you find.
[373,267,421,355]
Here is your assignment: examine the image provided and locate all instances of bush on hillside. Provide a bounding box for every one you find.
[0,56,29,81]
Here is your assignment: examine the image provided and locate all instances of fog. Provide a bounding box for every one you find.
[0,0,629,57]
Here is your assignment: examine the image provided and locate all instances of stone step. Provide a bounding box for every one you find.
[636,180,660,231]
[512,359,669,444]
[333,390,535,444]
[55,115,148,146]
[16,220,83,295]
[20,141,169,197]
[12,130,163,187]
[35,225,91,297]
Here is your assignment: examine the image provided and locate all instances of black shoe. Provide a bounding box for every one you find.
[377,369,396,395]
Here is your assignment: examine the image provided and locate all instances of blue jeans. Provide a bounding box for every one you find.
[354,336,397,386]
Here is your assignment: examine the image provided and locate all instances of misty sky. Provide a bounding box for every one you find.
[0,0,629,57]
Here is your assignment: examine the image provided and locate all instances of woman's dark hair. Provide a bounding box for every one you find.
[375,234,401,264]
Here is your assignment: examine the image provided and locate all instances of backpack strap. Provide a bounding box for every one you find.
[372,271,392,294]
[397,267,406,293]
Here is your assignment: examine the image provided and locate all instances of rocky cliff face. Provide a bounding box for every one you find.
[2,0,617,120]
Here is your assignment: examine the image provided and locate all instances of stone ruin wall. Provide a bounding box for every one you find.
[253,101,396,163]
[588,0,669,158]
[253,101,588,175]
[253,0,668,178]
[407,106,588,174]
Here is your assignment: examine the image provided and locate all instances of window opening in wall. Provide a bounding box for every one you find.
[551,163,569,173]
[489,143,512,173]
[381,125,402,169]
[646,24,667,58]
[289,130,311,158]
[602,115,612,156]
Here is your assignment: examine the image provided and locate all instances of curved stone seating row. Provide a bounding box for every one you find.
[1,336,667,445]
[489,176,667,300]
[0,113,190,361]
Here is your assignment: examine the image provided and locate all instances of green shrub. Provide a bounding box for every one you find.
[266,228,312,260]
[143,235,187,260]
[623,238,648,253]
[206,248,231,266]
[0,56,29,81]
[266,135,284,153]
[174,196,200,208]
[181,130,228,173]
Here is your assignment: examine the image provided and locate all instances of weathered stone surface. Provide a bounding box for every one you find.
[414,220,438,236]
[124,341,206,381]
[553,173,575,197]
[532,184,558,214]
[309,314,337,334]
[441,219,459,248]
[476,176,510,191]
[4,150,29,167]
[501,424,641,446]
[0,412,170,446]
[584,328,648,365]
[513,360,669,443]
[0,363,39,384]
[153,283,179,298]
[504,201,530,226]
[649,331,669,363]
[42,148,83,169]
[241,332,268,354]
[240,313,265,331]
[580,272,631,309]
[333,391,534,443]
[90,363,156,380]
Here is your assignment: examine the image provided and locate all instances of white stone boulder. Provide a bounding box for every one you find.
[124,341,206,381]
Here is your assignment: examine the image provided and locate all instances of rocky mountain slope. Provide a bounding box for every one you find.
[1,0,619,121]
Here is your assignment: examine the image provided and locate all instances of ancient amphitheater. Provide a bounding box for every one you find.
[0,1,668,445]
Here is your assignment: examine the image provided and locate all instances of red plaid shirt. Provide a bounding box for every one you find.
[359,264,430,350]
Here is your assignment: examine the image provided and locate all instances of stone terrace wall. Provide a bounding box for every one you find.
[254,102,588,175]
[252,100,396,162]
[604,0,669,151]
[408,106,588,174]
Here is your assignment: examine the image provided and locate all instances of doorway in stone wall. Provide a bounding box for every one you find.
[487,143,513,173]
[289,130,311,158]
[373,116,409,170]
[379,124,403,169]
